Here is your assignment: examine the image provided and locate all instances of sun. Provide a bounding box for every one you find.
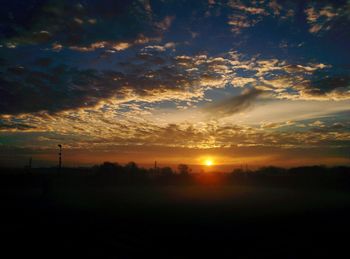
[204,159,213,166]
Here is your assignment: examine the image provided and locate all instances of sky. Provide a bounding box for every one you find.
[0,0,349,169]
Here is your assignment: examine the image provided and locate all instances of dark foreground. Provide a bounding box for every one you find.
[1,168,350,258]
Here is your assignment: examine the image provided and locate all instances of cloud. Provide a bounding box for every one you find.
[298,75,350,100]
[0,1,168,50]
[227,14,259,33]
[226,0,297,33]
[204,88,264,118]
[260,121,294,129]
[1,46,345,117]
[239,58,350,101]
[305,6,335,33]
[0,121,36,131]
[142,42,176,52]
[268,0,282,16]
[226,0,268,33]
[2,110,349,152]
[231,77,256,87]
[229,2,267,15]
[66,36,158,52]
[0,51,230,115]
[304,3,348,35]
[0,64,120,114]
[154,16,175,31]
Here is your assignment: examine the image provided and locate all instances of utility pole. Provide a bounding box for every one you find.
[26,157,32,174]
[58,144,62,172]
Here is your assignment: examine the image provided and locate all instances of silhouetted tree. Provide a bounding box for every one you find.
[160,167,173,176]
[125,161,138,172]
[232,168,244,175]
[99,162,121,174]
[256,166,286,175]
[178,164,190,175]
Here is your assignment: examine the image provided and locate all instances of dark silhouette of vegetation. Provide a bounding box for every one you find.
[1,163,350,192]
[2,162,350,258]
[178,164,190,175]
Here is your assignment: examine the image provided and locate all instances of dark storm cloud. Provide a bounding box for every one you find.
[204,88,263,118]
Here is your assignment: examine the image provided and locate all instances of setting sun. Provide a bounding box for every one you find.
[204,159,214,166]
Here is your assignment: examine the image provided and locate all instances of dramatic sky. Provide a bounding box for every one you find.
[0,0,349,169]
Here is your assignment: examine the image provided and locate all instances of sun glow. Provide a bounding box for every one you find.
[204,159,214,166]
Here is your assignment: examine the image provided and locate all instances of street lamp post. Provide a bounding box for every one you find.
[58,144,62,172]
